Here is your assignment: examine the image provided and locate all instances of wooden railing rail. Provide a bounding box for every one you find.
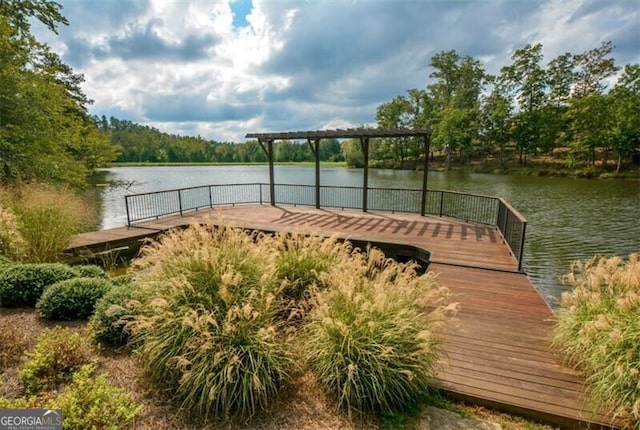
[125,183,527,271]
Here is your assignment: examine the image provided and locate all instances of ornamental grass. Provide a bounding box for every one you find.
[270,233,353,321]
[126,222,454,422]
[0,184,97,263]
[552,254,640,426]
[128,223,292,420]
[305,248,456,413]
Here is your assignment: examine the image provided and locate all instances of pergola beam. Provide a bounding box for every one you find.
[248,128,431,214]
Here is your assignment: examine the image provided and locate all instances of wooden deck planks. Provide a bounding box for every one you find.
[67,205,617,428]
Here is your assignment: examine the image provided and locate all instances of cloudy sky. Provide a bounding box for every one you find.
[35,0,639,142]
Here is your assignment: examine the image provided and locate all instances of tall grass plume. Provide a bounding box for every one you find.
[128,223,292,420]
[0,184,97,262]
[305,248,456,413]
[552,254,640,426]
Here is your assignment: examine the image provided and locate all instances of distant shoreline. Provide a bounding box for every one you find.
[106,161,640,179]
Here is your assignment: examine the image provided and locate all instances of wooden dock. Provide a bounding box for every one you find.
[67,205,615,428]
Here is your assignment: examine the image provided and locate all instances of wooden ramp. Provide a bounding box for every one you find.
[67,205,616,428]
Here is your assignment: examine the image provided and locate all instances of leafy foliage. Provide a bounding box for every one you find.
[552,254,640,427]
[90,280,137,347]
[0,1,117,186]
[19,327,94,395]
[373,43,639,172]
[73,264,108,278]
[36,277,112,320]
[0,263,79,307]
[305,248,455,412]
[53,364,142,430]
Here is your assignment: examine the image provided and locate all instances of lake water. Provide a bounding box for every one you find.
[95,165,639,304]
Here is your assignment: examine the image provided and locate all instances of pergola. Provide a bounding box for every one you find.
[245,128,431,215]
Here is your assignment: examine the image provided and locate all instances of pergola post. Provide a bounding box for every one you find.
[307,138,321,209]
[360,137,370,212]
[258,139,276,206]
[420,133,430,216]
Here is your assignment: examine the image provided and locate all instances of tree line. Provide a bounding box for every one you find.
[371,43,639,173]
[104,117,344,164]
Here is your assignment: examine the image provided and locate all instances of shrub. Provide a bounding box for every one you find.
[90,281,137,347]
[129,223,292,419]
[0,263,79,307]
[0,254,13,267]
[305,248,455,413]
[19,326,94,395]
[0,366,142,430]
[53,364,142,430]
[0,318,29,371]
[36,277,112,320]
[552,254,640,426]
[73,264,108,278]
[110,274,133,286]
[0,184,97,263]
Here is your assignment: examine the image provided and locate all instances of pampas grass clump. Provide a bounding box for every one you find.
[552,254,640,426]
[126,222,454,422]
[129,224,292,420]
[305,248,455,413]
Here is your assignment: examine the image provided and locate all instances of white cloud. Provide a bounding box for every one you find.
[32,0,640,141]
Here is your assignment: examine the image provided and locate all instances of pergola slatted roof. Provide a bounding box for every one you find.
[245,127,430,140]
[245,127,431,216]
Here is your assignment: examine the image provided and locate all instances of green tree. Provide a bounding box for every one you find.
[481,83,512,168]
[608,64,640,172]
[427,51,485,167]
[0,1,115,186]
[500,43,547,164]
[341,139,363,168]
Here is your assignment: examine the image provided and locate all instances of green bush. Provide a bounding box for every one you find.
[36,277,112,320]
[0,254,13,267]
[19,326,93,395]
[90,281,137,347]
[305,248,454,412]
[110,274,133,286]
[0,263,79,307]
[73,264,108,278]
[53,364,142,430]
[0,365,142,430]
[552,254,640,427]
[130,224,292,419]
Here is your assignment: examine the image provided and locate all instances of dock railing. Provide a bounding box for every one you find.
[125,183,527,271]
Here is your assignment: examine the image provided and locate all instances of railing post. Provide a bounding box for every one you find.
[178,190,183,216]
[518,222,527,272]
[439,191,444,217]
[420,133,429,216]
[360,137,369,212]
[259,184,263,205]
[125,196,131,227]
[208,186,213,208]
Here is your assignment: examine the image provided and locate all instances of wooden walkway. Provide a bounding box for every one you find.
[67,205,616,428]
